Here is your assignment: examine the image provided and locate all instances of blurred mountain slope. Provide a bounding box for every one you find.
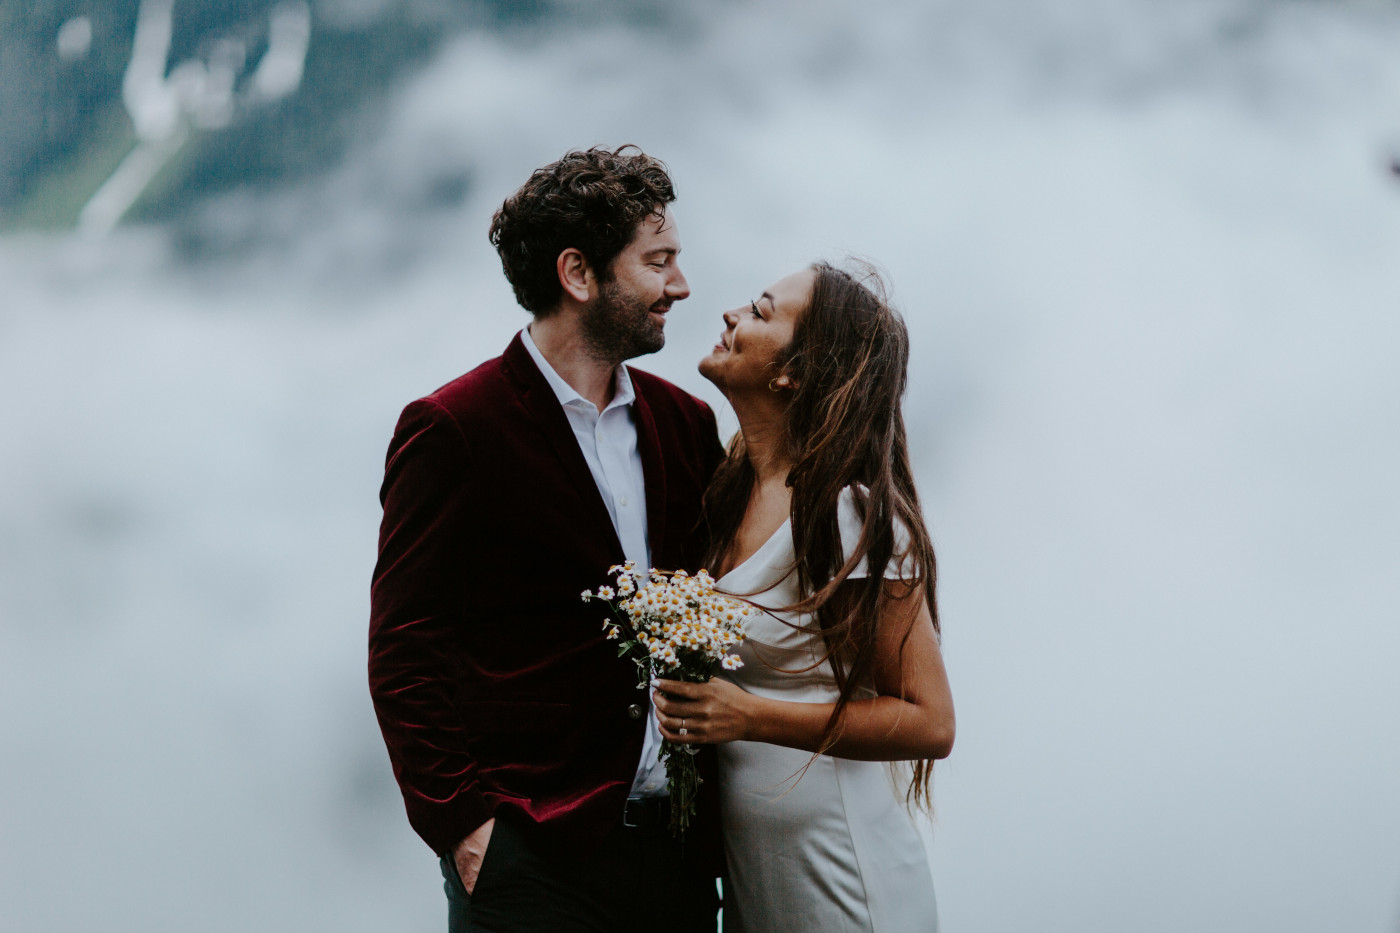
[0,0,639,233]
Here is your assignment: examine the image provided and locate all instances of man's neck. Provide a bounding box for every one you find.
[528,316,620,411]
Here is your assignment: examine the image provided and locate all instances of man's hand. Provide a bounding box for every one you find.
[451,817,496,895]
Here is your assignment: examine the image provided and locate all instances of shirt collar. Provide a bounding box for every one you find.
[520,326,635,413]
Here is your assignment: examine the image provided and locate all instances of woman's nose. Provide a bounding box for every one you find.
[722,308,738,326]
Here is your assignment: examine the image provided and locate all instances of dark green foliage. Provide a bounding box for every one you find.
[0,0,572,229]
[125,10,443,223]
[0,1,138,208]
[0,0,677,231]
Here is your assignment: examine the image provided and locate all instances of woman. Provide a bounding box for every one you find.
[654,262,955,933]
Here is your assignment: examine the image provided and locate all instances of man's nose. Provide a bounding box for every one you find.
[666,265,690,301]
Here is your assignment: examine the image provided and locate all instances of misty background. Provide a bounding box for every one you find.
[2,0,1398,930]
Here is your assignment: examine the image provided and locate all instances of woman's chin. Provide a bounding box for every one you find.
[697,354,723,386]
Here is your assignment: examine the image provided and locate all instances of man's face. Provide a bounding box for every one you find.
[580,205,689,363]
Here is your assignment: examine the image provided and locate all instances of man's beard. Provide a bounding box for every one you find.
[580,277,666,364]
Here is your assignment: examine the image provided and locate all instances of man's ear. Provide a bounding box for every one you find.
[557,248,593,304]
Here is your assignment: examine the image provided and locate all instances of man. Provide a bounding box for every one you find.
[368,146,726,932]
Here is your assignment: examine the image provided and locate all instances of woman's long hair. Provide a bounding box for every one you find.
[702,260,941,808]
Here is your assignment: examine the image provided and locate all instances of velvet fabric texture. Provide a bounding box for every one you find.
[369,333,725,860]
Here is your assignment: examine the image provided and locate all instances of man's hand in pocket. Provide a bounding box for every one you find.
[452,817,496,895]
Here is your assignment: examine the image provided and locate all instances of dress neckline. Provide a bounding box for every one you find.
[716,517,792,587]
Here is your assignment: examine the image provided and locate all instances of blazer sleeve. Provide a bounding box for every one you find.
[368,398,492,856]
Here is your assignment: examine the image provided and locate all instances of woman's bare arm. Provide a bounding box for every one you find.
[653,581,955,760]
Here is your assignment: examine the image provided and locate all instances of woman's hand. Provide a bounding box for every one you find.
[653,584,953,761]
[653,677,756,745]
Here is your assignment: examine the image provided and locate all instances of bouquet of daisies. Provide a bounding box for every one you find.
[583,562,753,835]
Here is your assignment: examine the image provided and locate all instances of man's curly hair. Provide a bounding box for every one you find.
[488,145,677,317]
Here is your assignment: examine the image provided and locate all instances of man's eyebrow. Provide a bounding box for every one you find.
[644,246,680,257]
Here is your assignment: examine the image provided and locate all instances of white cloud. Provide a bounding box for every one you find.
[3,1,1399,930]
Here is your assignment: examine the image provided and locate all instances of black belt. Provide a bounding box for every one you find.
[621,795,670,831]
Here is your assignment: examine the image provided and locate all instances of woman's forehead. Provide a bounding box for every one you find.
[766,267,816,315]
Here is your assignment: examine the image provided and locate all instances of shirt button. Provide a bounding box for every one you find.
[619,495,629,507]
[627,704,644,720]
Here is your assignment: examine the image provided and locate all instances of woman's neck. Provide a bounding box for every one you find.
[733,399,793,487]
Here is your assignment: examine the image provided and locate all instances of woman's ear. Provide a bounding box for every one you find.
[557,248,593,304]
[769,371,796,392]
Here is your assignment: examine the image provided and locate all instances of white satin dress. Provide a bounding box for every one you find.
[716,489,940,933]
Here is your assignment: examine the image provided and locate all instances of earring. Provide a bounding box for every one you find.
[768,377,781,392]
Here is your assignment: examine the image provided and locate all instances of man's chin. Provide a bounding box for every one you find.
[617,328,665,360]
[636,319,667,356]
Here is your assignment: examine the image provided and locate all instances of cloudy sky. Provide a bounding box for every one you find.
[2,1,1399,930]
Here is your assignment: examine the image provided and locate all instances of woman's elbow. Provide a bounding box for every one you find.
[919,709,955,760]
[931,719,955,759]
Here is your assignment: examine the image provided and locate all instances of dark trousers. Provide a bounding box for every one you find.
[440,812,719,933]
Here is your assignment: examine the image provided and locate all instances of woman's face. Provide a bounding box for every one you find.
[699,267,815,396]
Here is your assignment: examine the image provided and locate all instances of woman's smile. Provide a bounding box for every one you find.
[698,267,814,395]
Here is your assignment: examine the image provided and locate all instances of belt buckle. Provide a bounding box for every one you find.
[622,796,654,829]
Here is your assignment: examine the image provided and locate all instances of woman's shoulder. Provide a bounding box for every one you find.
[834,484,873,543]
[835,485,915,580]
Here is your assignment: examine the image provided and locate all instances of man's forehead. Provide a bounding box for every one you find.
[635,207,680,249]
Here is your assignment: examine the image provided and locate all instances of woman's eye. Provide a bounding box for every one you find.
[750,301,762,318]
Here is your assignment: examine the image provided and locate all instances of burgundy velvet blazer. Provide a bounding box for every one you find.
[368,333,725,858]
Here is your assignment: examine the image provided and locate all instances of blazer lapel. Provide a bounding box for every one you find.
[631,380,668,564]
[501,334,625,562]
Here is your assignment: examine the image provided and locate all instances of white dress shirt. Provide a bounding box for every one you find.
[520,328,669,797]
